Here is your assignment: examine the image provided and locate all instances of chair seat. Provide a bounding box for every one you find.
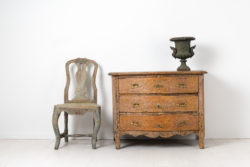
[55,103,100,110]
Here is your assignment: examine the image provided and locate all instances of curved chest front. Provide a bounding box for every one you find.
[109,71,206,149]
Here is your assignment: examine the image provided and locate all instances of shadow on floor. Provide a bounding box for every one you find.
[120,138,198,149]
[55,138,241,149]
[120,138,240,149]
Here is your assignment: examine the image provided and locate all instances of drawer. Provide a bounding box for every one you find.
[120,114,198,131]
[119,95,198,113]
[119,76,198,94]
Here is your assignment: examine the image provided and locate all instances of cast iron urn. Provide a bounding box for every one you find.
[170,37,196,71]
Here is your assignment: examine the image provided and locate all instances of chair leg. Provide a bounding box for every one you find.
[52,107,61,150]
[93,118,96,142]
[92,108,101,149]
[64,112,69,142]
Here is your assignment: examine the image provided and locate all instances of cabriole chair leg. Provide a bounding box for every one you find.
[64,112,69,142]
[52,107,61,150]
[92,108,101,149]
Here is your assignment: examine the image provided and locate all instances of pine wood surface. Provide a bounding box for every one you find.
[119,95,198,113]
[109,71,207,76]
[110,71,206,149]
[120,113,198,131]
[119,76,198,94]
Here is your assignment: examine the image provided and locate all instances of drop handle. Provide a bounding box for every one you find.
[131,83,139,89]
[133,103,140,108]
[130,121,140,127]
[177,83,187,88]
[190,113,198,116]
[154,84,163,89]
[177,121,187,127]
[176,102,186,107]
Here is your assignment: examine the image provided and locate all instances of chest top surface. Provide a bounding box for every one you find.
[109,71,207,76]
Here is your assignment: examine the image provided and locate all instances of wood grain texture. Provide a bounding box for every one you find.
[120,95,198,113]
[112,76,120,149]
[198,75,205,149]
[110,71,206,149]
[109,71,207,76]
[119,76,198,94]
[120,114,198,131]
[120,130,199,138]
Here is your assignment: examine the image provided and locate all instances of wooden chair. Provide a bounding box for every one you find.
[52,58,101,149]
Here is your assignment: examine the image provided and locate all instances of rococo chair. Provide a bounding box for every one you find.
[52,58,101,149]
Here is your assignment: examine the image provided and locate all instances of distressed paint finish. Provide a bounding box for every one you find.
[112,77,120,149]
[198,75,205,149]
[52,58,101,150]
[109,71,207,149]
[120,113,198,131]
[52,107,62,149]
[64,58,98,104]
[119,76,198,94]
[119,95,198,113]
[109,71,205,76]
[120,130,198,138]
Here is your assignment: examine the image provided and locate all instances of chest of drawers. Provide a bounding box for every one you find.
[109,71,207,149]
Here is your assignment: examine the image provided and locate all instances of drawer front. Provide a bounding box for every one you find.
[119,95,198,113]
[120,114,198,131]
[119,76,198,94]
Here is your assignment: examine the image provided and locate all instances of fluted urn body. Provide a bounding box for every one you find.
[170,37,196,71]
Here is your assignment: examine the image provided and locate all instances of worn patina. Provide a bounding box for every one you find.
[170,37,196,71]
[52,58,101,149]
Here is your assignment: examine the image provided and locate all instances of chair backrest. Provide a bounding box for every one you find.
[64,58,98,103]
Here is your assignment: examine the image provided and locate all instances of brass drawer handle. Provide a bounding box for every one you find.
[154,84,163,89]
[131,83,139,89]
[156,124,163,128]
[177,83,187,88]
[176,102,186,107]
[178,121,187,127]
[190,113,198,116]
[156,104,161,109]
[133,103,140,108]
[130,121,140,127]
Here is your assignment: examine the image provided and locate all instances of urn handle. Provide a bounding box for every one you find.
[170,46,177,58]
[190,45,196,56]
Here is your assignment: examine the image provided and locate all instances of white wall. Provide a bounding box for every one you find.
[1,0,250,139]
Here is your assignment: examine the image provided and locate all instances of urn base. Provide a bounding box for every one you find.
[177,60,190,71]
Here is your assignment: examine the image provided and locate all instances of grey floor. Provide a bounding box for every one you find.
[0,139,249,167]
